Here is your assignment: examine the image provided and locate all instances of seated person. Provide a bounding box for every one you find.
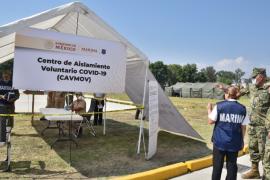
[71,93,86,114]
[71,93,86,137]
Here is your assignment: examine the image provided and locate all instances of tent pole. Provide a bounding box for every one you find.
[137,60,149,155]
[103,98,106,135]
[31,94,35,125]
[68,11,80,166]
[75,12,79,35]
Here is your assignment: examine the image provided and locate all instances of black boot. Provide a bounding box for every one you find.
[98,119,103,126]
[93,119,98,126]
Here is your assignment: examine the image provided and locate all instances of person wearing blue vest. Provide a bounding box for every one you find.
[208,86,250,180]
[0,70,20,172]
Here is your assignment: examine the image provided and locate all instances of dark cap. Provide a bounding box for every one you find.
[2,70,11,75]
[75,92,83,96]
[251,68,266,78]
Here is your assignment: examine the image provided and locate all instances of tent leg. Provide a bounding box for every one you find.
[103,99,106,135]
[31,94,35,125]
[137,115,147,157]
[137,116,143,154]
[137,61,149,155]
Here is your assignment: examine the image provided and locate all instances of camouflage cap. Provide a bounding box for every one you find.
[251,68,266,78]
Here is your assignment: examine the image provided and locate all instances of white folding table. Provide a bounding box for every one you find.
[40,108,96,148]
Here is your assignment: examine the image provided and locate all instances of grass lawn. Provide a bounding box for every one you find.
[0,95,249,179]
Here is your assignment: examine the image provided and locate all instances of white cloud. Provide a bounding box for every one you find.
[235,57,245,64]
[215,56,248,71]
[195,62,209,70]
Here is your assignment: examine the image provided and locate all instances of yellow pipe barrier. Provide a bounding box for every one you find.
[185,155,213,171]
[84,95,143,108]
[0,106,144,118]
[117,145,250,180]
[117,162,188,180]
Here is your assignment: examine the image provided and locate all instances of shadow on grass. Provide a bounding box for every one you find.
[0,160,65,175]
[31,118,211,178]
[12,132,40,138]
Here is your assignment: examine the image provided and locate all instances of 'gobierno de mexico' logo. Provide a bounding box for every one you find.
[44,40,54,50]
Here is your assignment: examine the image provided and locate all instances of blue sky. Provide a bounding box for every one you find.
[1,0,270,76]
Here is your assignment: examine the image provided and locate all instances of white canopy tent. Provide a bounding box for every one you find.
[0,2,203,143]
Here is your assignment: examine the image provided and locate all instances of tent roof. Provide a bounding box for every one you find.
[0,1,148,63]
[0,2,203,142]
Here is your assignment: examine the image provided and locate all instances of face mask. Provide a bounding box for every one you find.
[251,78,257,85]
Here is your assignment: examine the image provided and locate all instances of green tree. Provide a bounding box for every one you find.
[201,66,216,82]
[0,60,14,80]
[149,61,168,89]
[167,64,182,86]
[234,68,245,84]
[0,60,13,73]
[216,70,235,85]
[195,71,207,82]
[181,64,198,82]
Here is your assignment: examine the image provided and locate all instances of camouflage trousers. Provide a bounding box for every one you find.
[263,135,270,179]
[248,126,267,163]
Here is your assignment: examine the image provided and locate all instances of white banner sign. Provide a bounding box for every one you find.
[13,28,126,93]
[147,81,159,159]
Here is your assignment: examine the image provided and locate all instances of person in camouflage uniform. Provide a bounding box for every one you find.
[241,68,270,179]
[263,98,270,180]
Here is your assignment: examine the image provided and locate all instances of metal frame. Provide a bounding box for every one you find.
[0,126,12,172]
[74,116,96,138]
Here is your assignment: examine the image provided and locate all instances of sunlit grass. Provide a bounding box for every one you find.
[0,95,249,178]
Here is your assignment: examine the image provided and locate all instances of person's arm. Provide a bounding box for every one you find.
[241,125,246,138]
[77,100,86,112]
[6,89,20,103]
[238,85,250,98]
[267,90,270,139]
[73,100,87,112]
[216,84,227,92]
[208,118,215,124]
[0,94,4,99]
[241,112,250,140]
[265,109,270,139]
[207,103,217,124]
[13,89,20,101]
[72,101,81,111]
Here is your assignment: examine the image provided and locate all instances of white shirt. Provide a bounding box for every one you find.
[208,99,250,125]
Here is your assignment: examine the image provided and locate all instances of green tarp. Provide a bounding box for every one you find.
[165,82,225,99]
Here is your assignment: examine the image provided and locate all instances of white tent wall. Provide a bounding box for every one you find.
[0,2,203,141]
[126,60,202,139]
